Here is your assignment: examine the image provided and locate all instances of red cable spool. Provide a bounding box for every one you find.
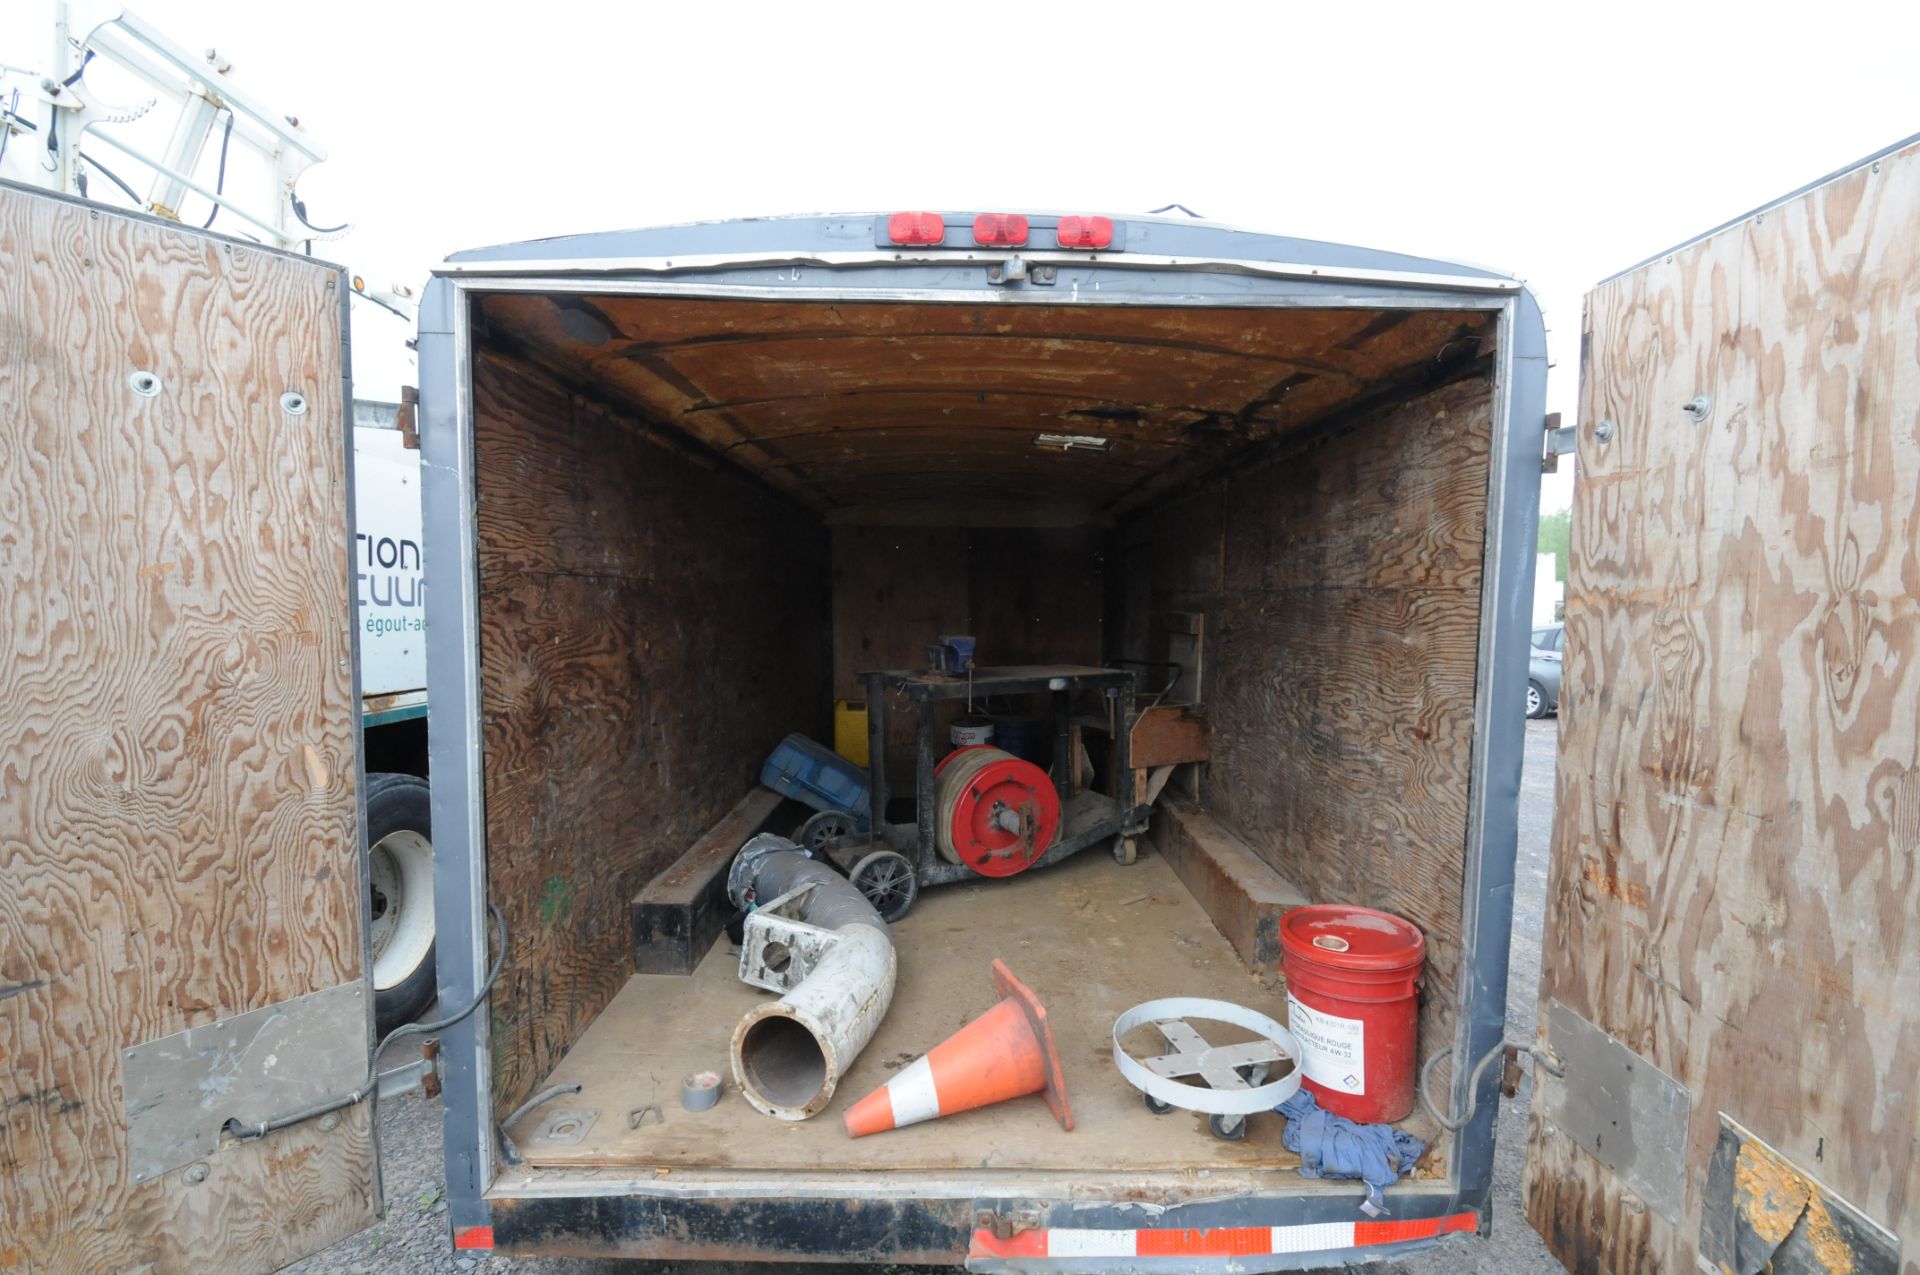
[933,747,1060,878]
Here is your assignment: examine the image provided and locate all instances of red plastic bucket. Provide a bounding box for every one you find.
[1279,904,1425,1123]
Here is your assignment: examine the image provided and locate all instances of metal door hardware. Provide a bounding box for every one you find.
[122,981,369,1183]
[1536,1000,1691,1225]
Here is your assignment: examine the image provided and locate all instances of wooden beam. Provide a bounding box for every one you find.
[1147,795,1309,971]
[631,787,790,976]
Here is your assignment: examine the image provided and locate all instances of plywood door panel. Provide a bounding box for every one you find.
[0,189,373,1270]
[1525,140,1920,1274]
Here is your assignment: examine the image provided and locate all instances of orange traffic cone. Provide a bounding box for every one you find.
[844,959,1072,1137]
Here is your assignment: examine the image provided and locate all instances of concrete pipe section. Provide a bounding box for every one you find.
[725,835,897,1120]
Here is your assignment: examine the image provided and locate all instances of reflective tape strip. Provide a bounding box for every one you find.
[452,1225,494,1251]
[886,1055,943,1126]
[969,1210,1476,1261]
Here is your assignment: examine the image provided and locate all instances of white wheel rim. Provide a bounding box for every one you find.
[1527,686,1542,714]
[369,829,435,991]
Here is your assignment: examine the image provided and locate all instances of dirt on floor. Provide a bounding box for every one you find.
[288,718,1561,1275]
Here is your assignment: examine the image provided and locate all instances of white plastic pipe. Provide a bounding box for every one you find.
[726,840,897,1121]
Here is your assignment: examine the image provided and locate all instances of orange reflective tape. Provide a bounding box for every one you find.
[1136,1226,1273,1256]
[969,1227,1049,1258]
[1354,1211,1477,1246]
[452,1225,495,1250]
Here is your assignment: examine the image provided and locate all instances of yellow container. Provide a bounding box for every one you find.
[834,699,870,767]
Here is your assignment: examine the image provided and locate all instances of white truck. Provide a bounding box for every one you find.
[351,400,436,1033]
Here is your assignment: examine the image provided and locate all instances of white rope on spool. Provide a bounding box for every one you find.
[934,747,1015,864]
[931,746,1063,878]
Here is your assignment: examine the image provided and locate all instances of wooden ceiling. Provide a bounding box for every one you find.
[477,293,1496,525]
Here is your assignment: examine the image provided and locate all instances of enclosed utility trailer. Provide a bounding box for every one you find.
[412,212,1549,1269]
[5,137,1917,1275]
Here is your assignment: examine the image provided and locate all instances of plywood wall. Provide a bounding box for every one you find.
[474,349,829,1112]
[1525,141,1920,1275]
[831,525,1103,775]
[0,190,374,1269]
[1120,377,1494,1063]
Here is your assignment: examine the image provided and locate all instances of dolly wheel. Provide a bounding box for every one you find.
[1144,1093,1173,1116]
[795,809,858,852]
[850,850,918,923]
[1209,1112,1247,1141]
[1112,836,1139,866]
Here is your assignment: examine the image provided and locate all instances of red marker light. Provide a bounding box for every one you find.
[1055,215,1114,249]
[972,213,1030,246]
[887,212,945,246]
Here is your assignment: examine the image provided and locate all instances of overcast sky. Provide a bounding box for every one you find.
[8,1,1919,512]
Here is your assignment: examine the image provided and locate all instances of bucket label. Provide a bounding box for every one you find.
[1288,994,1366,1095]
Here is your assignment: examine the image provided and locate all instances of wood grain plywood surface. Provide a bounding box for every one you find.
[474,349,830,1114]
[831,525,1104,776]
[0,190,374,1271]
[1525,139,1920,1275]
[1121,377,1493,1067]
[478,293,1493,522]
[510,850,1444,1175]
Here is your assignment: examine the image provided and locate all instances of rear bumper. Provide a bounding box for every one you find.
[482,1180,1484,1271]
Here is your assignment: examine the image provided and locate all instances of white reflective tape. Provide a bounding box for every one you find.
[886,1056,942,1127]
[1270,1221,1359,1253]
[1044,1228,1136,1257]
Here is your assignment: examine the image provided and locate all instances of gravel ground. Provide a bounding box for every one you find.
[292,718,1560,1275]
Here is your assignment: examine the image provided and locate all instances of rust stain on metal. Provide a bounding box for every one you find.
[1735,1141,1811,1247]
[1799,1193,1858,1275]
[1733,1139,1857,1275]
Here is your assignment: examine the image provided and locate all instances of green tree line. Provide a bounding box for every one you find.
[1538,507,1570,583]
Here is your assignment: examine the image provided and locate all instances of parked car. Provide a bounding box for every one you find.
[1528,624,1563,718]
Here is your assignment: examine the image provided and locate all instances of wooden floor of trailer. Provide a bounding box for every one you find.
[510,847,1442,1175]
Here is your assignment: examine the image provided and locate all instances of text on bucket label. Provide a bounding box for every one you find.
[1287,994,1366,1094]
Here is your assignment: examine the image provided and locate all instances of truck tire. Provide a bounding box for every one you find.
[366,772,437,1036]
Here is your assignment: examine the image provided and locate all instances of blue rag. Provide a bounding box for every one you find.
[1277,1090,1427,1216]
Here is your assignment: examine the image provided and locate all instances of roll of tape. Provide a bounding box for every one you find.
[681,1070,723,1111]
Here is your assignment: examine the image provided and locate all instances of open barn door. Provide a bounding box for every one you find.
[1522,138,1920,1274]
[0,184,377,1270]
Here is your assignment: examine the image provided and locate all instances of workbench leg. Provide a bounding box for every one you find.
[914,699,938,872]
[1052,689,1072,798]
[864,672,888,837]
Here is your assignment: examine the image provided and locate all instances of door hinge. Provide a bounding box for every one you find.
[376,1040,440,1100]
[1542,412,1575,472]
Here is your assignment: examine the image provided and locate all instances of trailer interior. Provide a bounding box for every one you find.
[466,291,1500,1192]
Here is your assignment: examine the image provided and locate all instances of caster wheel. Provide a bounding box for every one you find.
[1143,1093,1173,1116]
[1209,1112,1247,1142]
[849,850,918,923]
[795,809,858,853]
[1112,836,1139,866]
